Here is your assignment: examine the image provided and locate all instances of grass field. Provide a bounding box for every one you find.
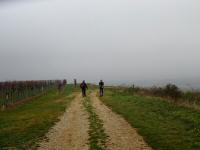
[0,85,74,149]
[101,88,200,150]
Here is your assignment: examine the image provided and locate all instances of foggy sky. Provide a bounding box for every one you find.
[0,0,200,87]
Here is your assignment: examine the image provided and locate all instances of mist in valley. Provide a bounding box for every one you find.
[0,0,200,89]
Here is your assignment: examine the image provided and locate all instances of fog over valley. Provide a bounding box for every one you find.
[0,0,200,89]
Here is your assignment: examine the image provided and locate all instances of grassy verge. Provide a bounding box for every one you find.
[0,85,74,149]
[83,95,108,150]
[101,88,200,150]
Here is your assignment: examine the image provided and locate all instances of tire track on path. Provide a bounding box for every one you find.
[90,92,152,150]
[38,93,89,150]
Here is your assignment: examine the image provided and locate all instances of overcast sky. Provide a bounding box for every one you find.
[0,0,200,87]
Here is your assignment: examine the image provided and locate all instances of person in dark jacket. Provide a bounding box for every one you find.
[80,80,88,97]
[99,80,104,97]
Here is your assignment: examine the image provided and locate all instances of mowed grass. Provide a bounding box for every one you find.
[0,85,74,149]
[101,89,200,150]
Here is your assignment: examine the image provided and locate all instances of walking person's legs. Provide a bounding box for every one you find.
[82,88,84,97]
[99,88,101,96]
[100,88,104,97]
[84,89,86,97]
[82,88,86,97]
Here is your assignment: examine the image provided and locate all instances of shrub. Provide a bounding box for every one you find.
[164,84,182,100]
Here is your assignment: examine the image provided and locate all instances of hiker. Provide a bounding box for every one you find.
[80,80,88,97]
[99,80,104,97]
[74,79,77,88]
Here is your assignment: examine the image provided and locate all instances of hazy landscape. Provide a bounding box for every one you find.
[0,0,200,150]
[1,0,200,88]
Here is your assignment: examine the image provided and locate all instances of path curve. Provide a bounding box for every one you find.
[38,94,89,150]
[90,92,152,150]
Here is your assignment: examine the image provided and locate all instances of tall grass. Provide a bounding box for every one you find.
[123,84,200,104]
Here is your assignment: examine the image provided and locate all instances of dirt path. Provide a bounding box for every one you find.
[90,92,152,150]
[38,94,89,150]
[38,91,152,150]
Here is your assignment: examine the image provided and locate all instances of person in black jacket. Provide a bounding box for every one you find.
[99,80,104,97]
[80,80,88,97]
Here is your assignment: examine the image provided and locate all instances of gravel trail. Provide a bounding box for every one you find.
[38,91,152,150]
[90,92,152,150]
[38,94,89,150]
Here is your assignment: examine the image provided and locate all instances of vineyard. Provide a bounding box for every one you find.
[0,80,62,108]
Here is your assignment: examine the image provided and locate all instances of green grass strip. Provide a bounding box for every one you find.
[83,96,108,150]
[0,85,74,150]
[101,89,200,150]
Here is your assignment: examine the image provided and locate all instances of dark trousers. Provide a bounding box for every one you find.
[100,88,104,97]
[82,88,86,97]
